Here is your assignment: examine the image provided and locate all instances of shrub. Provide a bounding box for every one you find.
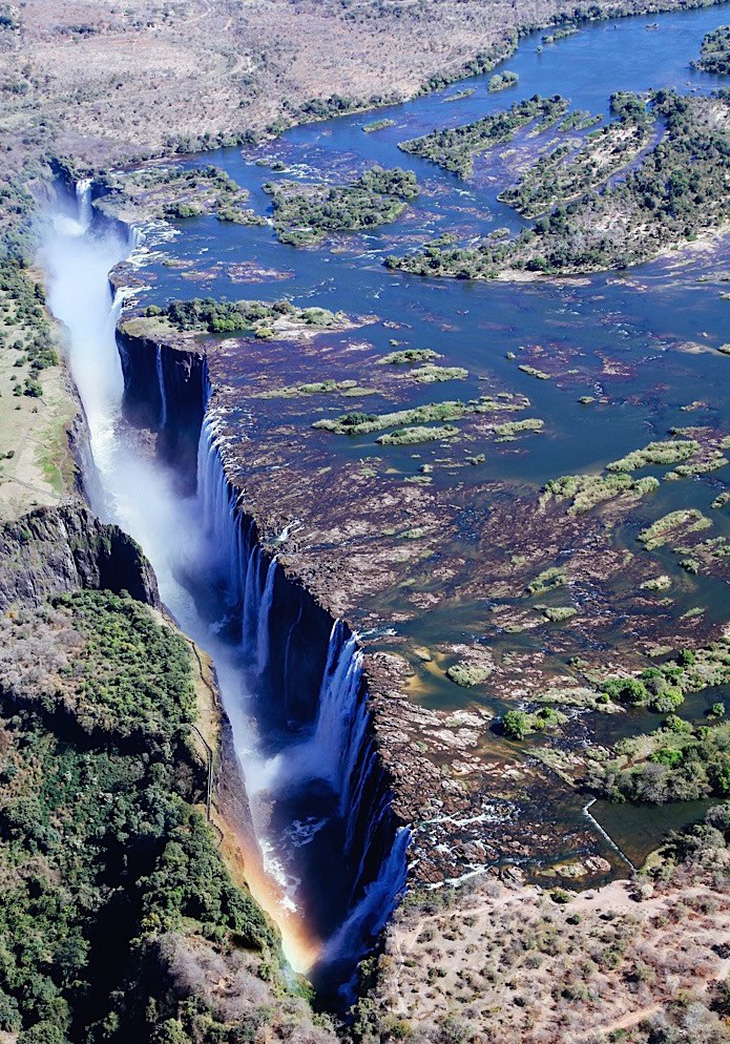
[602,677,648,705]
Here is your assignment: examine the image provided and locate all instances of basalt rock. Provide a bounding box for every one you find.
[0,502,159,610]
[116,322,206,489]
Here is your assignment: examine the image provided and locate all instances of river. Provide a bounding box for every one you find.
[40,0,730,1004]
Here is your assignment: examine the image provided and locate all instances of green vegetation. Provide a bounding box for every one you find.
[377,349,441,365]
[541,606,577,622]
[442,88,476,103]
[31,590,196,741]
[375,347,467,383]
[398,94,569,178]
[558,110,603,132]
[362,119,396,133]
[640,574,672,591]
[0,591,292,1044]
[492,417,544,439]
[256,378,376,399]
[542,431,727,518]
[498,94,652,217]
[96,165,263,226]
[542,26,580,43]
[0,258,59,390]
[409,365,468,383]
[606,438,699,472]
[527,566,566,596]
[143,297,340,335]
[517,364,550,379]
[445,663,491,687]
[376,424,459,445]
[665,452,729,479]
[692,25,730,75]
[358,167,419,198]
[314,393,531,441]
[264,166,418,245]
[278,90,401,131]
[544,472,659,514]
[475,393,530,414]
[488,71,519,93]
[501,706,567,739]
[313,400,467,435]
[591,716,730,803]
[596,642,730,728]
[638,509,713,550]
[601,671,683,712]
[389,91,730,279]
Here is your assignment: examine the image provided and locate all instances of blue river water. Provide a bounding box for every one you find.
[136,1,730,659]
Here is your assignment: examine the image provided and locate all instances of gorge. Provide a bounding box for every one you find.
[12,3,730,1037]
[40,183,409,1005]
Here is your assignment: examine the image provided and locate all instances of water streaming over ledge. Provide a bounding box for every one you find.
[39,186,408,1006]
[194,409,409,999]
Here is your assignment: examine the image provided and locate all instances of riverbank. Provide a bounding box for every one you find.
[0,260,80,521]
[2,0,726,180]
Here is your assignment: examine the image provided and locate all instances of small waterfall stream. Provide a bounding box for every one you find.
[256,559,277,675]
[75,177,93,231]
[156,345,168,430]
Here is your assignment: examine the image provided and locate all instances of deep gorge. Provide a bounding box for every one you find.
[41,181,409,1007]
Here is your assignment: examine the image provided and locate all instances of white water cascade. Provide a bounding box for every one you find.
[256,559,277,675]
[195,411,410,953]
[319,825,410,996]
[75,177,93,232]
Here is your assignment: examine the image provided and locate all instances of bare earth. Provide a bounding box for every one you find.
[0,0,707,170]
[369,864,730,1043]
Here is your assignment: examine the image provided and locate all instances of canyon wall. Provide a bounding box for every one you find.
[116,323,410,994]
[0,503,160,610]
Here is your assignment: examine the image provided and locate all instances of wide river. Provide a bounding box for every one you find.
[42,0,730,1004]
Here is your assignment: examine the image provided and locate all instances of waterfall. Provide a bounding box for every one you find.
[41,167,413,1007]
[196,414,247,606]
[310,622,366,793]
[256,558,277,675]
[193,390,410,994]
[156,344,168,430]
[344,744,389,899]
[318,826,410,1002]
[76,177,93,230]
[242,543,262,650]
[284,603,303,690]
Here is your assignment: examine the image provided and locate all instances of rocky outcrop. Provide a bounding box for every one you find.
[0,503,159,610]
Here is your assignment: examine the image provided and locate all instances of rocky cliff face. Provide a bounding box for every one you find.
[112,316,614,896]
[117,323,206,489]
[0,502,160,610]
